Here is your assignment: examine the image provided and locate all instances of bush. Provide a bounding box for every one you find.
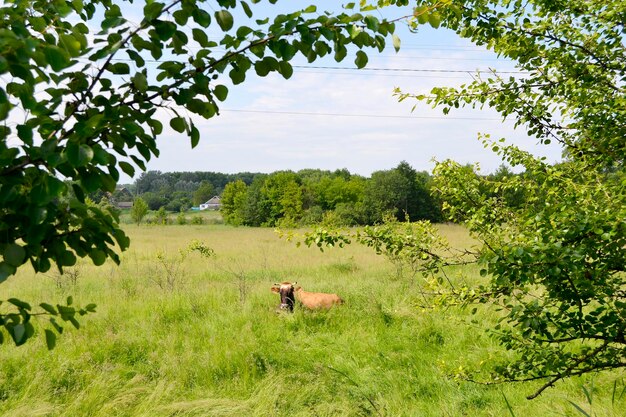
[300,206,324,225]
[155,207,169,225]
[191,215,204,225]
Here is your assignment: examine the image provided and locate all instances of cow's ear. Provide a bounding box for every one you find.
[271,287,279,293]
[295,286,302,291]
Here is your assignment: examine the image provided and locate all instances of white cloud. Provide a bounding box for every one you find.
[134,28,563,183]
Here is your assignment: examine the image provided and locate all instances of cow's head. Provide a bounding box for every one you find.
[271,281,297,312]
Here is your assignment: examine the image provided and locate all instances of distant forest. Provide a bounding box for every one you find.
[100,161,522,227]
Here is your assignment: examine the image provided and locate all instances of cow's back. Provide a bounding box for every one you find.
[296,289,343,309]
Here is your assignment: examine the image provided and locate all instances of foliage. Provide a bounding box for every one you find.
[385,0,626,398]
[0,296,95,350]
[150,239,213,291]
[221,179,248,226]
[356,214,451,282]
[130,197,149,225]
[190,214,204,225]
[154,207,169,225]
[220,164,442,227]
[192,180,215,206]
[363,168,413,223]
[0,0,409,346]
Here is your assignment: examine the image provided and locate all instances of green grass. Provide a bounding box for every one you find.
[1,225,624,416]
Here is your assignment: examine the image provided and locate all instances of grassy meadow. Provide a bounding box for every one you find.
[1,219,624,416]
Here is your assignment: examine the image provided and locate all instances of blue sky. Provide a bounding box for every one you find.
[124,2,564,182]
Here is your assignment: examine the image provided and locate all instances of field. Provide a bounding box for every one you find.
[1,221,624,416]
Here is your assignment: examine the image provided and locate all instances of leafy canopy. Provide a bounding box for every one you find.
[395,0,625,398]
[303,0,626,398]
[0,0,408,346]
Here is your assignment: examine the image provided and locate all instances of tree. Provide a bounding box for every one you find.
[130,197,149,225]
[392,0,626,398]
[0,0,406,347]
[261,171,303,226]
[294,0,624,399]
[363,169,412,223]
[192,181,215,206]
[242,175,270,227]
[221,179,247,226]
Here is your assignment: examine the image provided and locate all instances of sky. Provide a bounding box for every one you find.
[118,3,564,182]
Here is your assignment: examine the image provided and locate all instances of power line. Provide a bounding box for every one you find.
[297,70,471,79]
[222,108,508,121]
[104,57,523,75]
[292,65,527,74]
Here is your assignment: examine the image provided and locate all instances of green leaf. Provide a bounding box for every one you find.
[355,50,368,69]
[229,67,246,84]
[10,324,26,345]
[132,72,148,92]
[192,28,210,47]
[334,46,347,62]
[278,61,293,79]
[241,1,253,18]
[170,117,186,133]
[44,329,56,350]
[192,9,211,28]
[415,6,429,24]
[8,298,31,310]
[59,34,82,57]
[39,303,58,315]
[16,124,33,144]
[392,34,401,52]
[213,85,228,101]
[172,9,189,25]
[143,2,163,20]
[58,250,77,267]
[67,143,94,167]
[215,10,234,31]
[190,124,200,148]
[119,161,135,177]
[236,26,253,39]
[44,46,70,71]
[69,317,80,329]
[89,249,106,266]
[428,12,441,29]
[154,20,176,41]
[4,244,26,267]
[50,318,64,334]
[108,62,130,74]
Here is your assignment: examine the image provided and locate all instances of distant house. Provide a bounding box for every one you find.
[113,187,134,209]
[199,196,221,210]
[115,187,134,201]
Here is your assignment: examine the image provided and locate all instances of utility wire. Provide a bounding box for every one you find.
[106,57,523,75]
[292,65,527,74]
[222,108,509,121]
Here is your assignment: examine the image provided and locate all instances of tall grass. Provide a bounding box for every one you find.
[0,225,623,416]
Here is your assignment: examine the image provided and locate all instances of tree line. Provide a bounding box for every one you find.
[112,170,258,212]
[124,161,531,227]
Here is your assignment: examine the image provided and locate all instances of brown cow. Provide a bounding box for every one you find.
[294,286,343,309]
[295,285,343,309]
[272,282,344,311]
[271,281,297,312]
